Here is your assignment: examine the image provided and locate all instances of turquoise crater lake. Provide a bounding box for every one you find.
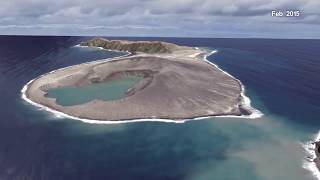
[47,76,143,106]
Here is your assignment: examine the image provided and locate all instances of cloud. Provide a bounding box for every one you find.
[0,0,319,38]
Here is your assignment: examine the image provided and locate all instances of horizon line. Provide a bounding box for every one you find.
[0,34,319,40]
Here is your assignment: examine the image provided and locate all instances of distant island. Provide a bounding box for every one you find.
[23,37,256,121]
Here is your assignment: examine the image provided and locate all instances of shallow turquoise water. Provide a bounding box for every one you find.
[47,76,143,106]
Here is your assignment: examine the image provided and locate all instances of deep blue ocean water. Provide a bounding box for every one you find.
[0,36,319,180]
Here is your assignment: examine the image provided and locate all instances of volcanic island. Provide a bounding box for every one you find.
[24,38,255,121]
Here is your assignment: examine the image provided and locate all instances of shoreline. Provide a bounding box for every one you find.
[201,49,263,119]
[21,45,263,124]
[303,131,320,180]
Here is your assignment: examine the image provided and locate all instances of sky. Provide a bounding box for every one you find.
[0,0,319,38]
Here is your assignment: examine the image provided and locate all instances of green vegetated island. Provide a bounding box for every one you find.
[25,37,253,121]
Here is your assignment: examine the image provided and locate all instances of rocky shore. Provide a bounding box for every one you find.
[24,37,254,121]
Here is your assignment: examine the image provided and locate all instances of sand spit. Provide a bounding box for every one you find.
[22,38,262,122]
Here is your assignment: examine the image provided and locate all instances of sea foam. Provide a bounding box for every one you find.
[201,49,263,119]
[303,131,320,180]
[21,46,263,124]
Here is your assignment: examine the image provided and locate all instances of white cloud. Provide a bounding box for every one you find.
[0,0,319,38]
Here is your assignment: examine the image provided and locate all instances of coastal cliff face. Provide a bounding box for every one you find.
[80,38,176,54]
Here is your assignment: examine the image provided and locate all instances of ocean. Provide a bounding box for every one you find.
[0,36,319,180]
